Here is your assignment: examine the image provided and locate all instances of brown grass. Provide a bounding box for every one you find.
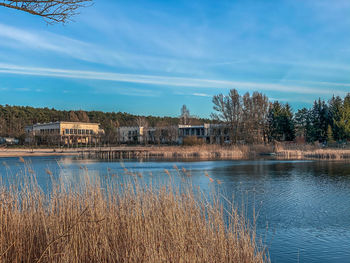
[276,149,350,159]
[273,142,350,159]
[134,144,269,159]
[0,170,268,262]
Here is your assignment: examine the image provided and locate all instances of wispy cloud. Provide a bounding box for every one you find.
[0,23,206,74]
[0,63,347,96]
[192,93,212,97]
[92,87,160,97]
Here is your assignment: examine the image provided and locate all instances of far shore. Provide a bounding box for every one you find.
[1,145,350,160]
[0,148,80,157]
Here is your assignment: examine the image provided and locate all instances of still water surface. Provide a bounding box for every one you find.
[1,156,350,263]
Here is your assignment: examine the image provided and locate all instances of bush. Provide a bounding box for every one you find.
[183,136,205,146]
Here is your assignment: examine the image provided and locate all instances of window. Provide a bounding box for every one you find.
[78,129,82,135]
[65,129,69,134]
[70,129,73,134]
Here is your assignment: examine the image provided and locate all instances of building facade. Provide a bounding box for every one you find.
[178,124,230,144]
[117,124,230,145]
[25,121,104,146]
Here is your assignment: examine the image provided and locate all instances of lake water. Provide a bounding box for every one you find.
[1,156,350,263]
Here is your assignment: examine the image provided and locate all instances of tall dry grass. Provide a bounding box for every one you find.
[0,167,268,263]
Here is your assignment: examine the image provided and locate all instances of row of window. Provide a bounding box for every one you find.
[182,128,205,136]
[40,129,60,134]
[65,129,94,135]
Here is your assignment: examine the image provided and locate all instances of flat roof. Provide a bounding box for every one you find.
[28,121,101,127]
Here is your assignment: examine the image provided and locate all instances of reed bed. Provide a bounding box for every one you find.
[112,144,274,159]
[0,167,268,263]
[276,149,350,159]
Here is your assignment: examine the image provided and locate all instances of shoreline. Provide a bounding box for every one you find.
[1,145,350,160]
[0,148,80,157]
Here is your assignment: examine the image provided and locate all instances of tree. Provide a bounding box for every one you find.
[0,0,92,24]
[180,105,190,125]
[211,89,270,144]
[334,94,350,141]
[211,89,242,143]
[295,107,312,142]
[310,99,329,143]
[328,95,343,141]
[327,125,335,144]
[69,111,79,122]
[76,110,90,123]
[242,92,269,143]
[135,117,148,144]
[268,102,295,142]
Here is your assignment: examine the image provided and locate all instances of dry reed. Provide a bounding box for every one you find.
[0,169,268,263]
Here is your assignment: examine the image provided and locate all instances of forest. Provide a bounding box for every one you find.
[209,89,349,144]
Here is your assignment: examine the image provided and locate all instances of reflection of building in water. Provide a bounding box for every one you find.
[25,121,104,146]
[59,165,100,186]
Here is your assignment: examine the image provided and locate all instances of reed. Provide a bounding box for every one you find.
[0,168,268,262]
[276,149,350,159]
[134,144,272,159]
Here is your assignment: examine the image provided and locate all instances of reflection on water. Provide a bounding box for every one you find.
[1,156,350,263]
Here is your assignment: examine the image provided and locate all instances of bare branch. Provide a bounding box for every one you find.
[0,0,93,24]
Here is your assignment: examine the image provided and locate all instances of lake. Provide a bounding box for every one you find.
[1,156,350,263]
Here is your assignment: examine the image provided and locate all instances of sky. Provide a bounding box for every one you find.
[0,0,349,118]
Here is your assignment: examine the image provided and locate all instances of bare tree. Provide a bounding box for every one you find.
[0,0,92,24]
[180,105,190,125]
[212,89,270,144]
[211,89,242,143]
[135,117,148,144]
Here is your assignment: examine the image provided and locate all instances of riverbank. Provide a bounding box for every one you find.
[1,145,350,159]
[0,148,79,157]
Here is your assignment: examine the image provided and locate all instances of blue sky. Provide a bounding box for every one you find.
[0,0,349,117]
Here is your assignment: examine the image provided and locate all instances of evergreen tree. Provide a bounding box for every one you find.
[335,94,350,141]
[295,107,312,142]
[328,95,343,141]
[310,99,329,143]
[327,125,335,144]
[268,102,295,142]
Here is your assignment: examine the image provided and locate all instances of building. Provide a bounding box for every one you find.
[117,126,158,144]
[117,124,229,145]
[178,124,230,144]
[25,121,104,146]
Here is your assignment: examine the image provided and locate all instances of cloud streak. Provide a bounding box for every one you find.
[0,63,347,96]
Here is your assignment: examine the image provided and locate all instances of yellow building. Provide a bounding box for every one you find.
[25,121,104,146]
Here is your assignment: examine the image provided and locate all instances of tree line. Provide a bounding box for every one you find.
[0,105,210,143]
[1,91,349,145]
[212,89,350,144]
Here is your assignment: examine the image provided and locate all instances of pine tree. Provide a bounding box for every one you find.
[327,125,335,144]
[335,94,350,141]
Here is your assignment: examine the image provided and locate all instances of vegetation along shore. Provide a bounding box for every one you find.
[1,144,350,160]
[0,164,268,263]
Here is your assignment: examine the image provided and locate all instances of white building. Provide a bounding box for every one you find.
[25,121,104,145]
